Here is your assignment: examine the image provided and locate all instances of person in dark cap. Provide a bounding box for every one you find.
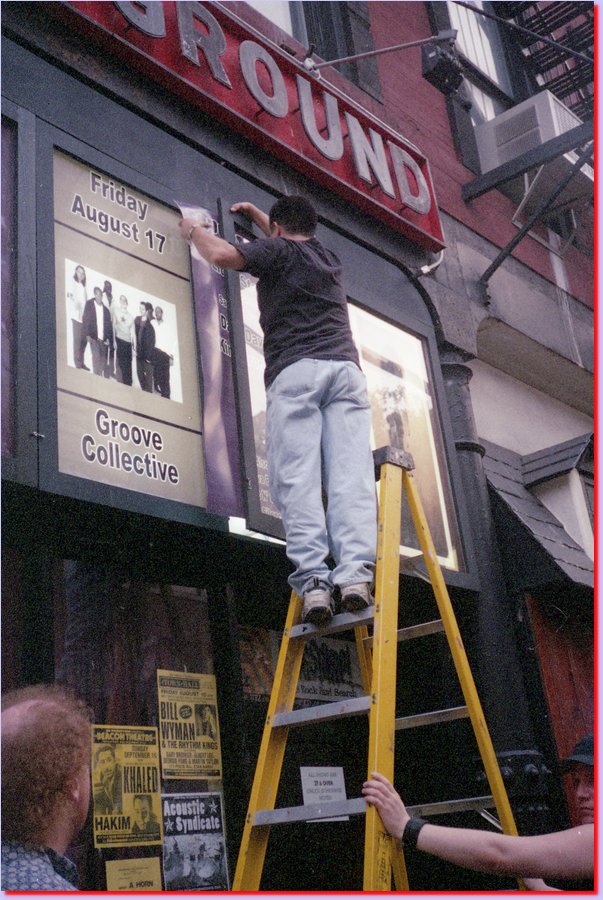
[559,734,594,828]
[363,734,594,890]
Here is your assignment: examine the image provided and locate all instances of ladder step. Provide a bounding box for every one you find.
[395,705,469,731]
[253,794,494,827]
[289,606,374,640]
[254,797,367,826]
[272,695,371,728]
[407,795,495,817]
[397,619,445,642]
[364,618,445,649]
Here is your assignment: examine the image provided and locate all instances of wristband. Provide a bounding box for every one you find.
[400,816,428,850]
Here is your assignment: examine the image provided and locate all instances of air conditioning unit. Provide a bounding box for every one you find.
[474,90,593,210]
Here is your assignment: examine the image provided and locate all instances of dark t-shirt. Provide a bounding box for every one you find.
[236,236,360,387]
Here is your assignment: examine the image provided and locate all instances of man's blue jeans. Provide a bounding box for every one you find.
[266,358,377,597]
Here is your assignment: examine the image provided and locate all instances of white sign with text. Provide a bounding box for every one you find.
[300,766,349,823]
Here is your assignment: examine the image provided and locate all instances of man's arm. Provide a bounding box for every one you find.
[230,202,271,236]
[180,201,272,267]
[362,773,593,880]
[179,219,245,270]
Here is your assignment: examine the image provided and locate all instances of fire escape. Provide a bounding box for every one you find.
[461,2,594,295]
[497,1,594,119]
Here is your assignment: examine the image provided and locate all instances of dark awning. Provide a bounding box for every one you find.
[482,440,594,591]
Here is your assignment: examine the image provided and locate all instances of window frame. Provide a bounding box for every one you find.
[33,122,227,530]
[1,100,38,487]
[221,196,478,588]
[428,1,532,173]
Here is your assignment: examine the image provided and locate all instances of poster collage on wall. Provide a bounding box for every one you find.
[91,671,229,891]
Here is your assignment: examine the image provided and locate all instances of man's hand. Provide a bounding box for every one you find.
[230,202,271,236]
[362,772,410,840]
[179,217,212,241]
[179,217,245,270]
[230,202,255,217]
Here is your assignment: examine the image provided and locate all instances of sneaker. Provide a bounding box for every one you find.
[340,582,373,612]
[302,579,334,626]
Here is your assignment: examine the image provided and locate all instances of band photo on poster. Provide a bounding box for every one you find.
[64,259,182,401]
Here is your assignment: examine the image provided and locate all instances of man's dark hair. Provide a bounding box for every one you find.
[269,195,317,236]
[144,302,154,313]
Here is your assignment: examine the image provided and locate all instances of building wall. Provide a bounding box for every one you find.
[533,472,594,560]
[368,1,593,307]
[468,360,593,454]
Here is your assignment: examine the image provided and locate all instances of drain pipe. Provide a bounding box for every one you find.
[478,140,594,305]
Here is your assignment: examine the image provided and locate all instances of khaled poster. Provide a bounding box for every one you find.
[162,792,229,891]
[53,151,205,508]
[91,725,163,848]
[157,670,222,779]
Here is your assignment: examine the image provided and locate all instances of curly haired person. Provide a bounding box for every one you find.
[1,684,92,891]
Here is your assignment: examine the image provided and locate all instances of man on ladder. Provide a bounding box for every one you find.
[181,198,527,893]
[180,195,377,626]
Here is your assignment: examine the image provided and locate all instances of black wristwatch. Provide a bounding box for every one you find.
[400,816,428,849]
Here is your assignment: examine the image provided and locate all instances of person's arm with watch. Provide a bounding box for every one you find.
[362,772,591,883]
[179,216,245,269]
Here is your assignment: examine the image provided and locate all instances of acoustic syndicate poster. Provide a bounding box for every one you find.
[53,151,205,508]
[162,792,229,891]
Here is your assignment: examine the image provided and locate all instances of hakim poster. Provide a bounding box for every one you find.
[157,670,222,779]
[162,792,229,891]
[53,151,206,507]
[91,724,163,848]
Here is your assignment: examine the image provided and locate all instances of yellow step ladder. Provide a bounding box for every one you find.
[233,446,523,891]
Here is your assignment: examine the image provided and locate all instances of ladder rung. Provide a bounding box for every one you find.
[407,795,495,817]
[253,794,495,827]
[272,695,371,728]
[289,606,374,640]
[395,705,469,731]
[397,619,445,641]
[364,618,445,649]
[254,797,367,826]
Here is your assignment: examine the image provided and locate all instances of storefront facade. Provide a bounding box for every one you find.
[2,1,593,891]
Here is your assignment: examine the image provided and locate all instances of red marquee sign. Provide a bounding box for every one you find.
[56,1,445,251]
